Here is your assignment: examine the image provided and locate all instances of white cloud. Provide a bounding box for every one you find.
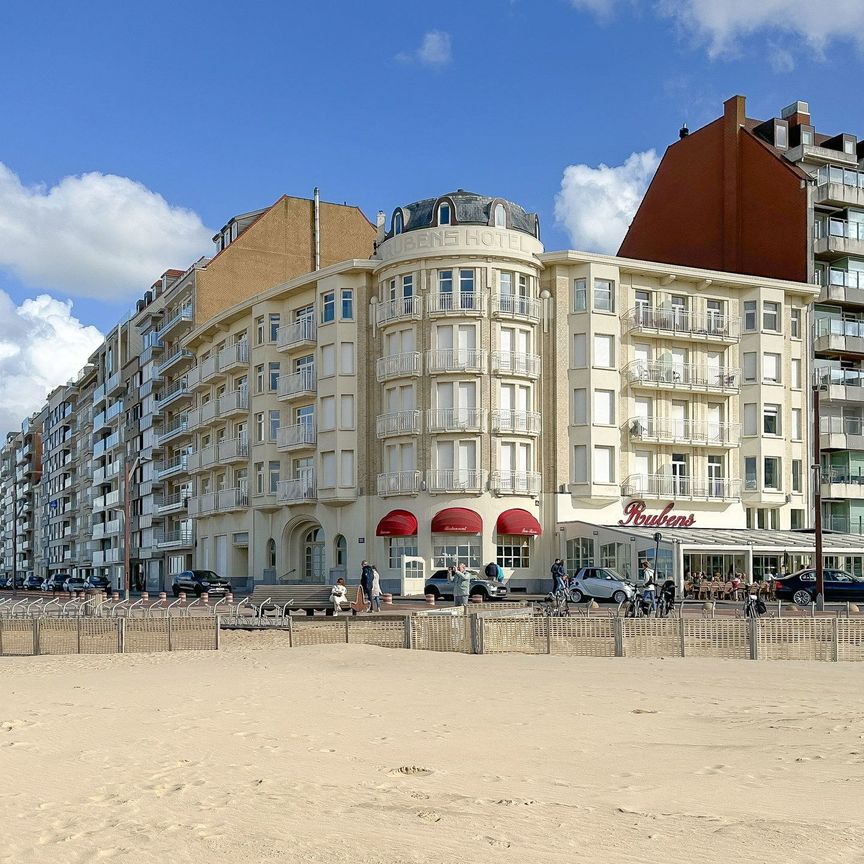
[396,30,452,67]
[0,291,103,436]
[0,163,212,301]
[554,150,659,254]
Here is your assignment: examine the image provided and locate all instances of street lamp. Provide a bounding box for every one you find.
[653,531,662,581]
[123,454,142,600]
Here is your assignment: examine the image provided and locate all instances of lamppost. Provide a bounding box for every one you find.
[123,454,141,600]
[812,382,824,611]
[653,531,663,581]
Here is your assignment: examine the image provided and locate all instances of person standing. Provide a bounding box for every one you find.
[550,558,566,595]
[640,559,657,613]
[369,564,382,613]
[360,560,374,611]
[453,563,471,606]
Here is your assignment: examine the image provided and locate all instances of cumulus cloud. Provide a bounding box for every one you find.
[396,30,452,67]
[0,291,103,436]
[554,150,659,254]
[0,163,212,301]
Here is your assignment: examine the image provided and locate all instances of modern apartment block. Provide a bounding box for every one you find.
[620,95,864,534]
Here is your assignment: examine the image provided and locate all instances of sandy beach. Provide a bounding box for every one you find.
[2,633,863,863]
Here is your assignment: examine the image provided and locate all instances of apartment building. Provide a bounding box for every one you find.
[0,435,17,579]
[620,95,864,535]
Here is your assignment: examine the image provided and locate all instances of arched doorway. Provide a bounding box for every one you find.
[304,527,326,583]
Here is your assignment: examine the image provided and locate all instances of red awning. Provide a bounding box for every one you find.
[431,508,482,534]
[376,509,418,537]
[496,508,542,537]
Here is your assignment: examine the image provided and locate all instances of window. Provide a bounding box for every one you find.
[269,410,280,442]
[763,301,780,332]
[388,536,418,569]
[573,445,587,483]
[255,462,265,495]
[801,130,814,146]
[393,211,403,234]
[744,301,757,332]
[497,535,530,569]
[437,202,451,225]
[763,404,781,435]
[745,457,757,490]
[845,139,856,155]
[268,362,280,391]
[340,342,355,374]
[573,278,587,312]
[593,446,614,484]
[593,334,614,368]
[762,353,780,384]
[340,395,354,429]
[459,269,475,300]
[792,459,802,493]
[320,396,336,430]
[268,314,280,343]
[322,291,335,324]
[774,123,788,149]
[493,203,506,228]
[341,290,353,320]
[255,316,265,345]
[268,461,280,494]
[566,537,595,573]
[254,413,264,444]
[743,403,757,436]
[743,352,757,382]
[764,457,780,490]
[792,408,802,441]
[594,279,615,312]
[340,450,354,486]
[790,308,801,338]
[322,451,336,487]
[791,359,801,389]
[432,537,480,569]
[321,344,335,377]
[573,389,587,425]
[593,389,614,425]
[790,509,804,530]
[255,364,265,394]
[438,270,453,295]
[573,334,587,367]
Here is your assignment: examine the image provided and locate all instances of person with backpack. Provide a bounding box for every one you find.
[484,561,498,580]
[360,560,374,610]
[550,559,566,595]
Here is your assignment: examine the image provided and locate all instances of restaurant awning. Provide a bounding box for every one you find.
[496,508,542,536]
[431,507,482,534]
[376,509,418,537]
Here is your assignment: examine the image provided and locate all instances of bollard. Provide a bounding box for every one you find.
[201,592,209,605]
[470,594,483,604]
[179,592,186,603]
[141,592,149,603]
[158,592,166,603]
[226,593,234,605]
[112,592,120,602]
[425,594,436,606]
[381,593,393,607]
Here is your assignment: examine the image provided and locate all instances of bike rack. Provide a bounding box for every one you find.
[147,598,166,618]
[110,599,129,618]
[26,599,43,617]
[42,597,60,617]
[127,597,146,618]
[165,597,184,618]
[61,597,79,617]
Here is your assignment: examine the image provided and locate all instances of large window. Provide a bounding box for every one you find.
[573,389,587,425]
[566,537,595,573]
[341,290,354,320]
[268,410,280,441]
[593,445,614,484]
[763,404,780,435]
[743,403,757,436]
[322,291,335,323]
[790,308,801,338]
[268,314,280,343]
[743,352,757,382]
[573,278,587,312]
[763,301,780,332]
[497,535,531,569]
[593,334,614,368]
[268,362,280,391]
[432,536,480,568]
[573,445,587,482]
[791,408,802,441]
[389,536,418,569]
[594,279,615,312]
[764,457,781,490]
[791,359,801,389]
[792,459,802,493]
[745,457,757,490]
[573,334,587,367]
[593,389,614,425]
[743,301,757,332]
[268,461,280,494]
[762,353,780,383]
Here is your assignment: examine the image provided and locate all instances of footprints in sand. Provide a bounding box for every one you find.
[416,809,441,823]
[388,765,434,777]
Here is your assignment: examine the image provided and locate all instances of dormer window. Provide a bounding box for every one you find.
[774,122,788,149]
[845,139,856,155]
[393,211,403,235]
[438,203,451,225]
[493,203,506,228]
[801,129,814,146]
[222,229,231,248]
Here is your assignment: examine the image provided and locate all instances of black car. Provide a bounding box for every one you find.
[774,569,864,606]
[3,575,25,589]
[85,575,111,591]
[43,574,69,592]
[23,575,44,591]
[171,569,231,597]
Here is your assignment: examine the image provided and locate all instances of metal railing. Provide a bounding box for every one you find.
[491,294,542,320]
[217,389,249,415]
[277,475,317,503]
[821,465,864,487]
[376,410,421,438]
[490,409,541,435]
[815,216,864,242]
[816,164,864,189]
[490,351,541,377]
[157,303,193,338]
[277,368,316,398]
[155,491,190,513]
[157,348,193,375]
[276,423,316,450]
[624,360,740,391]
[377,471,421,496]
[627,416,740,446]
[155,454,189,478]
[376,296,421,325]
[188,487,248,515]
[814,316,864,339]
[376,352,421,381]
[426,348,486,373]
[277,318,316,350]
[621,473,741,500]
[427,291,486,315]
[217,340,249,370]
[157,415,189,443]
[427,408,485,432]
[820,415,864,437]
[815,366,864,389]
[157,381,189,404]
[426,469,485,493]
[621,307,740,340]
[489,470,541,495]
[155,527,194,547]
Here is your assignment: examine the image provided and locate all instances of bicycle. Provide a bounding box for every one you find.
[743,590,767,618]
[543,589,572,617]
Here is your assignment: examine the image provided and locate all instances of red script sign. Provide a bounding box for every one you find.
[617,501,695,528]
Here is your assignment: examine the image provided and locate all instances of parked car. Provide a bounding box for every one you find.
[3,575,25,589]
[85,574,111,591]
[23,575,44,591]
[568,567,635,604]
[423,569,508,601]
[42,574,69,592]
[171,570,231,597]
[62,575,88,593]
[774,569,864,606]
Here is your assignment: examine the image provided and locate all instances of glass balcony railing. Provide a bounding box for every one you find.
[814,316,864,339]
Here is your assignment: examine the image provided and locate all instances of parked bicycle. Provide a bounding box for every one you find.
[544,589,572,617]
[743,590,768,618]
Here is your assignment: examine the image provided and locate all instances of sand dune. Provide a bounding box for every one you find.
[2,634,863,863]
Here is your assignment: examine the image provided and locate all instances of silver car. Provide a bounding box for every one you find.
[424,569,508,601]
[568,567,634,604]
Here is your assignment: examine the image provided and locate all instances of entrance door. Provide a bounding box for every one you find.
[634,343,651,379]
[633,397,652,438]
[671,400,687,440]
[707,403,722,444]
[671,453,688,497]
[670,348,687,384]
[706,350,722,388]
[304,528,325,583]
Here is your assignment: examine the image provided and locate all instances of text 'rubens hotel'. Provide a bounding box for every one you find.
[102,187,813,595]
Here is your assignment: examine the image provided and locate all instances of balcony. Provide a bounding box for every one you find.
[197,401,218,426]
[217,388,249,417]
[816,367,864,404]
[491,294,542,322]
[814,316,864,356]
[92,489,122,512]
[427,408,485,433]
[426,469,485,494]
[376,296,421,326]
[93,400,124,432]
[276,423,316,451]
[157,415,190,445]
[490,409,541,435]
[277,368,316,401]
[814,166,864,209]
[155,527,194,549]
[815,217,864,260]
[821,466,864,500]
[91,519,122,540]
[187,446,215,473]
[155,491,190,515]
[155,454,189,480]
[376,410,421,439]
[218,436,249,463]
[490,351,540,378]
[277,474,317,503]
[188,487,249,516]
[377,470,421,497]
[92,547,123,566]
[620,307,740,342]
[627,417,741,448]
[157,381,191,409]
[277,319,317,352]
[426,348,486,374]
[92,461,122,484]
[139,336,164,366]
[217,340,249,374]
[427,291,485,317]
[623,360,740,394]
[820,415,864,452]
[185,365,203,391]
[489,470,541,496]
[376,352,422,382]
[157,303,193,340]
[621,474,741,502]
[157,348,194,376]
[93,430,123,458]
[822,513,864,535]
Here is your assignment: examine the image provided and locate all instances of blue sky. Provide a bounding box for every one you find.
[1,0,863,431]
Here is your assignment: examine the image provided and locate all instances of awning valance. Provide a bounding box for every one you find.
[376,509,418,537]
[431,507,482,534]
[496,508,542,536]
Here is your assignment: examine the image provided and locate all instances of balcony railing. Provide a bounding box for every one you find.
[815,367,864,390]
[627,417,741,447]
[92,547,123,566]
[822,465,864,487]
[621,307,740,341]
[92,461,122,484]
[491,294,542,321]
[91,519,122,540]
[820,415,864,437]
[157,348,194,375]
[427,408,485,432]
[621,473,741,501]
[92,489,122,511]
[426,348,486,374]
[277,368,316,399]
[200,354,218,382]
[822,514,864,534]
[489,470,541,495]
[490,409,541,435]
[188,487,248,516]
[490,351,541,378]
[155,454,189,479]
[93,430,123,458]
[93,399,124,431]
[217,389,249,416]
[426,469,485,493]
[157,415,189,444]
[276,423,317,450]
[815,217,864,243]
[155,527,194,548]
[623,360,740,392]
[427,291,486,315]
[217,340,249,372]
[376,410,421,438]
[277,319,317,351]
[817,165,864,189]
[157,381,190,407]
[277,474,317,503]
[155,491,190,514]
[376,352,422,382]
[815,316,864,340]
[376,296,421,325]
[157,303,193,339]
[377,470,421,496]
[218,436,249,462]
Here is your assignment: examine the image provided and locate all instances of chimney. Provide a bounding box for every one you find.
[679,123,689,140]
[376,210,386,243]
[781,100,810,127]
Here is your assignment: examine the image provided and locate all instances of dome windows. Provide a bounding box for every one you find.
[493,203,507,228]
[393,210,404,235]
[437,202,452,225]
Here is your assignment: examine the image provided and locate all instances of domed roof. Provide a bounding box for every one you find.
[385,190,539,240]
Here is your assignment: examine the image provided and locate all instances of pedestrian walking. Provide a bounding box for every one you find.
[453,563,471,606]
[360,560,374,610]
[369,564,382,612]
[550,558,566,595]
